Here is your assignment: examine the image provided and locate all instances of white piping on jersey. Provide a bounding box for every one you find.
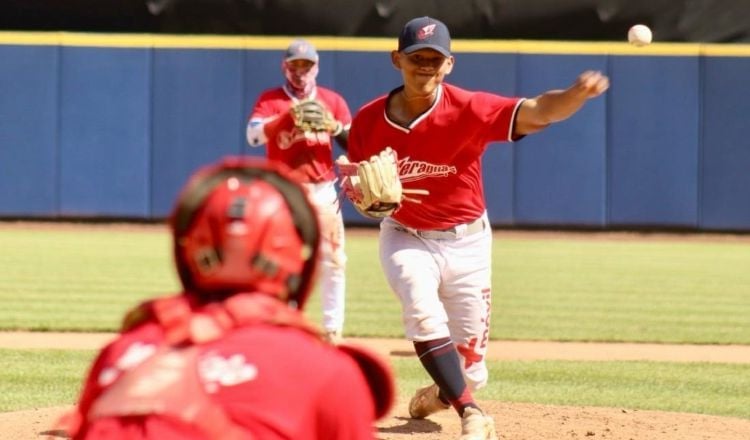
[507,98,526,141]
[383,84,444,133]
[416,339,454,359]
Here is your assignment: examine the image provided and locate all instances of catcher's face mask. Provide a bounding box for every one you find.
[170,157,320,309]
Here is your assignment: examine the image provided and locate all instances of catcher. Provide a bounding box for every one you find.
[56,157,394,440]
[246,38,351,343]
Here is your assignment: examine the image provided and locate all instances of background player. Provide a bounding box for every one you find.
[58,157,393,440]
[246,38,351,342]
[343,16,610,440]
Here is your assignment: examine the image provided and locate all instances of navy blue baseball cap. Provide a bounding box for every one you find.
[285,38,319,63]
[398,16,451,57]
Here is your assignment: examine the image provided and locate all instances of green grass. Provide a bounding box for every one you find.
[0,227,178,331]
[1,227,749,343]
[0,349,97,411]
[493,238,750,343]
[484,359,750,419]
[396,357,750,419]
[1,225,749,419]
[2,349,748,419]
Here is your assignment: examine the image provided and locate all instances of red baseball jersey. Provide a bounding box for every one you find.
[69,320,378,439]
[348,83,523,230]
[250,87,351,183]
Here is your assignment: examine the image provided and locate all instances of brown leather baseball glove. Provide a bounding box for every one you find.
[290,98,339,133]
[336,147,428,218]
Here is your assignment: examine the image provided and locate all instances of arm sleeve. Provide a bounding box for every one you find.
[246,118,268,147]
[246,92,285,147]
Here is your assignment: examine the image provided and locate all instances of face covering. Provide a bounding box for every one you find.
[282,60,319,99]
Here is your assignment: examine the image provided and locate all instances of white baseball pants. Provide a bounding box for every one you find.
[379,212,492,390]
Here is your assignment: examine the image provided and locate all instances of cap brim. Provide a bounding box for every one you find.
[402,44,450,57]
[285,55,318,63]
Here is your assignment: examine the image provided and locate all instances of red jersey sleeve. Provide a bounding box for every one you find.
[471,92,524,143]
[314,356,377,439]
[250,90,285,121]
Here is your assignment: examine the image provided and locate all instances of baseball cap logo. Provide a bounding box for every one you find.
[417,24,436,40]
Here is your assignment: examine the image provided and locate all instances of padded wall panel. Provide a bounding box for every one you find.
[514,54,608,227]
[0,45,59,215]
[150,49,245,217]
[59,47,151,217]
[608,56,700,228]
[700,57,750,230]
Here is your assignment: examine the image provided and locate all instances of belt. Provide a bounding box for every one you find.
[394,217,486,240]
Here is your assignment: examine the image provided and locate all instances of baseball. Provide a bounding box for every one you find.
[628,24,652,47]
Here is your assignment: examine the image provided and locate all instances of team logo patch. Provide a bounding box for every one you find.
[277,128,328,149]
[199,352,258,393]
[98,342,157,387]
[417,24,436,40]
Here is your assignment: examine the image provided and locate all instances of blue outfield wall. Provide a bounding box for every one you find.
[608,55,701,228]
[700,56,750,231]
[0,34,749,231]
[0,45,59,216]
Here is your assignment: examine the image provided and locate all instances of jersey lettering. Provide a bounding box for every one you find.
[398,157,457,182]
[276,128,331,150]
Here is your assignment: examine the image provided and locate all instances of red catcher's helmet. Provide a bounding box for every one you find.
[170,157,320,309]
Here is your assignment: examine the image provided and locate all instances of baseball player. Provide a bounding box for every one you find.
[56,157,394,440]
[246,38,351,343]
[341,16,609,440]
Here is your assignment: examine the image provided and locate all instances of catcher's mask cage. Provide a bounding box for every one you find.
[170,157,320,309]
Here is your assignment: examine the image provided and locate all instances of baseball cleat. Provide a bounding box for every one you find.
[459,407,497,440]
[408,383,450,419]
